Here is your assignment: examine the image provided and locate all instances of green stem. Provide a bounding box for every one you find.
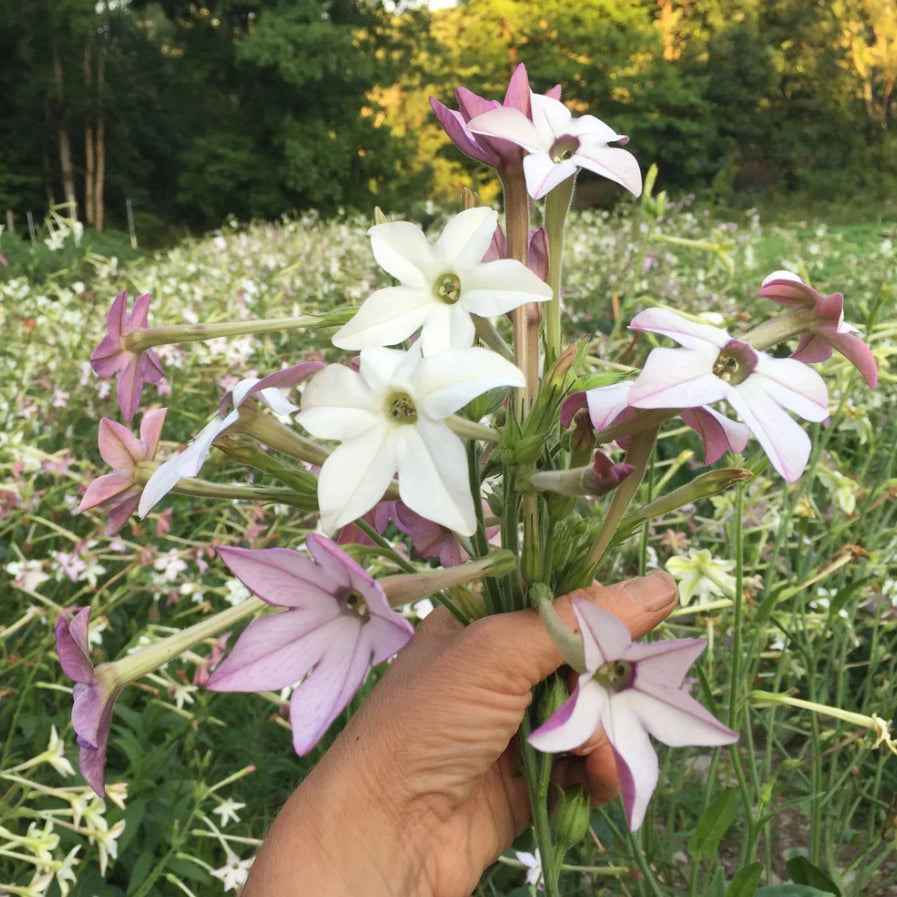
[543,175,576,368]
[126,308,355,353]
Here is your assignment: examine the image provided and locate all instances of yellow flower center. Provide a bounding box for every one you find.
[434,273,462,305]
[593,659,635,692]
[385,391,418,425]
[550,135,580,164]
[712,340,757,386]
[342,588,369,618]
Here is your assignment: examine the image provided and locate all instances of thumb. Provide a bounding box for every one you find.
[470,571,679,698]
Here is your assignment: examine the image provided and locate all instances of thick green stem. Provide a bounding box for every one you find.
[543,175,576,368]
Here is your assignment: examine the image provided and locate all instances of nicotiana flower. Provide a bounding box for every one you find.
[138,362,320,517]
[467,92,642,200]
[206,536,414,755]
[55,607,122,796]
[627,308,829,481]
[331,207,551,355]
[759,270,878,388]
[76,408,167,534]
[430,63,561,171]
[91,291,165,422]
[297,344,525,535]
[529,601,737,830]
[561,381,750,466]
[665,548,737,606]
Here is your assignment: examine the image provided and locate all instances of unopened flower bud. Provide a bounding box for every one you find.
[537,674,569,725]
[550,785,591,850]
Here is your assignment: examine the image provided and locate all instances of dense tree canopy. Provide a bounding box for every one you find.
[1,0,895,233]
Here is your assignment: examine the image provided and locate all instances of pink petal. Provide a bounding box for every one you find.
[138,407,168,457]
[571,600,632,670]
[429,98,497,167]
[623,638,708,686]
[467,106,547,153]
[827,331,878,388]
[55,608,94,683]
[629,309,730,350]
[574,144,642,197]
[97,418,143,471]
[751,356,829,422]
[790,333,834,364]
[681,407,749,464]
[76,473,135,513]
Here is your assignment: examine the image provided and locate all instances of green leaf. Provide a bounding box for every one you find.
[688,787,736,860]
[754,886,838,897]
[785,856,841,896]
[727,861,764,897]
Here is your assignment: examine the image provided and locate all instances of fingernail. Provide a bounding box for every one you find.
[622,571,677,611]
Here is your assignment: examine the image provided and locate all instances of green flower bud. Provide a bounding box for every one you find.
[550,785,591,851]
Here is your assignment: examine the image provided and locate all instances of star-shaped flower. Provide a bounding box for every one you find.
[626,308,829,481]
[297,344,525,535]
[665,548,737,606]
[430,63,561,171]
[759,270,877,388]
[529,601,737,830]
[332,207,551,355]
[91,291,165,422]
[467,92,642,200]
[206,536,414,755]
[55,607,122,796]
[76,409,167,535]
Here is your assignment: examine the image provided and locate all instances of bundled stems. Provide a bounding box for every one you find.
[543,175,576,368]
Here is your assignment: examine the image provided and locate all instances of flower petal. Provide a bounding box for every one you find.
[528,680,608,753]
[751,356,829,422]
[55,608,94,683]
[628,347,727,409]
[368,221,436,286]
[332,285,434,350]
[97,418,143,471]
[432,207,498,271]
[572,600,632,670]
[397,420,475,535]
[461,259,552,316]
[316,428,398,533]
[629,308,730,350]
[467,106,548,152]
[298,364,383,440]
[523,153,578,200]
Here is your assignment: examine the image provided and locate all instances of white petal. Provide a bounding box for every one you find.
[573,145,642,196]
[602,697,659,831]
[316,429,398,533]
[528,680,608,753]
[568,112,621,143]
[751,355,829,422]
[415,348,525,419]
[398,420,476,534]
[368,221,436,286]
[461,260,552,316]
[529,92,573,139]
[726,379,812,481]
[358,346,408,393]
[624,682,737,748]
[629,309,730,350]
[432,207,498,272]
[331,285,433,350]
[628,347,727,409]
[586,381,633,430]
[523,153,577,200]
[298,365,381,440]
[466,106,548,152]
[420,306,474,354]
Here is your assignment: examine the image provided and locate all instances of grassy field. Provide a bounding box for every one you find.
[1,196,895,896]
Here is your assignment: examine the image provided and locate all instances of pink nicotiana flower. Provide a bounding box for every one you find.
[91,291,165,422]
[759,270,878,388]
[76,408,167,535]
[430,63,561,172]
[55,607,122,796]
[529,601,737,831]
[331,207,552,355]
[561,381,750,466]
[467,93,642,200]
[206,536,414,755]
[627,309,829,481]
[138,362,321,517]
[297,344,525,536]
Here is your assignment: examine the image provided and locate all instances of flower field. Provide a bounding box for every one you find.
[1,195,896,896]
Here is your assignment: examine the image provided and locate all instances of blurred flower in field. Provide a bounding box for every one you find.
[430,63,560,173]
[298,345,524,535]
[665,548,737,606]
[212,798,246,826]
[528,601,737,830]
[206,536,414,755]
[815,455,860,514]
[77,409,167,535]
[759,271,878,388]
[332,207,551,355]
[211,848,254,892]
[468,92,641,200]
[91,291,165,422]
[628,308,829,481]
[6,558,50,592]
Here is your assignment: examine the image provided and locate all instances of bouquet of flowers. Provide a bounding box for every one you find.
[57,63,882,895]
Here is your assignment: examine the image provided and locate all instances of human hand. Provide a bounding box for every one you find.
[242,571,678,897]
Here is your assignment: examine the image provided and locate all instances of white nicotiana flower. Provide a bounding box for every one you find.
[212,798,247,826]
[332,207,551,355]
[211,848,254,892]
[297,345,525,535]
[666,548,737,606]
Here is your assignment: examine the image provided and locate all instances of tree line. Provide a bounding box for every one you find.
[1,0,894,236]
